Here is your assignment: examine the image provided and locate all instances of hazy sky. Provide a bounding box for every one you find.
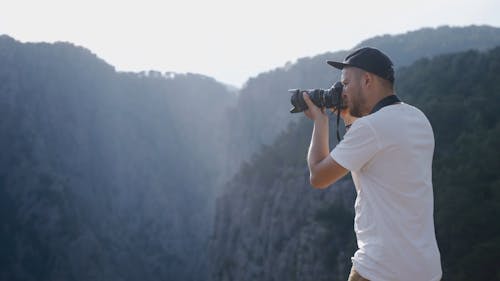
[1,0,499,87]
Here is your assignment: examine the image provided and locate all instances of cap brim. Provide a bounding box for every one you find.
[327,61,349,70]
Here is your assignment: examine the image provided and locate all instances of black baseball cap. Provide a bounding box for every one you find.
[327,47,395,83]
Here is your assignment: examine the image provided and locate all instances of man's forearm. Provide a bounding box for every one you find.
[307,117,330,169]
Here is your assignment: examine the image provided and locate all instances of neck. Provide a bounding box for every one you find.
[364,89,394,113]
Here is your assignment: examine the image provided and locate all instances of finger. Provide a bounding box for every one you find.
[302,94,310,111]
[302,92,315,108]
[302,92,311,103]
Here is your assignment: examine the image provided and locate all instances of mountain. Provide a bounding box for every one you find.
[1,24,500,281]
[0,35,236,281]
[355,25,500,66]
[208,41,500,280]
[225,25,500,175]
[209,118,357,281]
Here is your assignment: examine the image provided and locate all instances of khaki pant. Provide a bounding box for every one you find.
[347,267,370,281]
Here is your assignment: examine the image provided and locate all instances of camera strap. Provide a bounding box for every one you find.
[370,94,401,114]
[336,108,342,142]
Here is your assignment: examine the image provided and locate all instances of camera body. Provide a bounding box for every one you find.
[288,82,345,113]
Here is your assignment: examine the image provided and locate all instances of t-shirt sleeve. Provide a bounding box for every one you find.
[330,119,381,172]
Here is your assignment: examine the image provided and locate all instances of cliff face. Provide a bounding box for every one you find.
[208,120,357,281]
[211,169,356,281]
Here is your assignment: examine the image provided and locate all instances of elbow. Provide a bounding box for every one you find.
[309,175,330,189]
[307,158,347,189]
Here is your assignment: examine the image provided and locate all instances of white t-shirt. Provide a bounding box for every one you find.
[330,102,442,281]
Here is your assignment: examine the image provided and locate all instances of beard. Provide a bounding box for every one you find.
[349,102,363,117]
[347,88,366,117]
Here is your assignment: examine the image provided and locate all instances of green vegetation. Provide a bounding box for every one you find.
[2,26,500,281]
[398,47,500,280]
[0,35,235,281]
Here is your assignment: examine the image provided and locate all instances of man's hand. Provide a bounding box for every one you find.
[303,92,357,126]
[302,92,349,189]
[303,92,328,121]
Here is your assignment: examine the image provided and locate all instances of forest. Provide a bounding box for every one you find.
[0,25,499,281]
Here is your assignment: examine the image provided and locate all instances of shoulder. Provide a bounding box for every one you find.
[365,103,429,125]
[338,116,381,151]
[331,116,381,172]
[349,116,378,138]
[365,103,434,144]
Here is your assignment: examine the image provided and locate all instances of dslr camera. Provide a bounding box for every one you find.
[288,81,345,113]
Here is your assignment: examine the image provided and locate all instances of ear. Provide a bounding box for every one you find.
[362,72,372,87]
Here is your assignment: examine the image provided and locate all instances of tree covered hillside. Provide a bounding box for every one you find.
[0,35,235,281]
[396,47,500,280]
[209,46,500,281]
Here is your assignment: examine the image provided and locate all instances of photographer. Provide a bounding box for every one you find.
[303,47,442,281]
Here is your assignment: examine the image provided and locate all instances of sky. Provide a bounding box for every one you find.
[1,0,499,87]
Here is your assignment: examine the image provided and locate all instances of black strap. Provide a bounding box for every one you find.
[370,95,401,114]
[336,106,341,142]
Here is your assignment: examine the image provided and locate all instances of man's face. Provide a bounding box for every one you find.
[341,67,366,118]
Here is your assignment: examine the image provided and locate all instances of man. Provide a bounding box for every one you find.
[302,47,442,281]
